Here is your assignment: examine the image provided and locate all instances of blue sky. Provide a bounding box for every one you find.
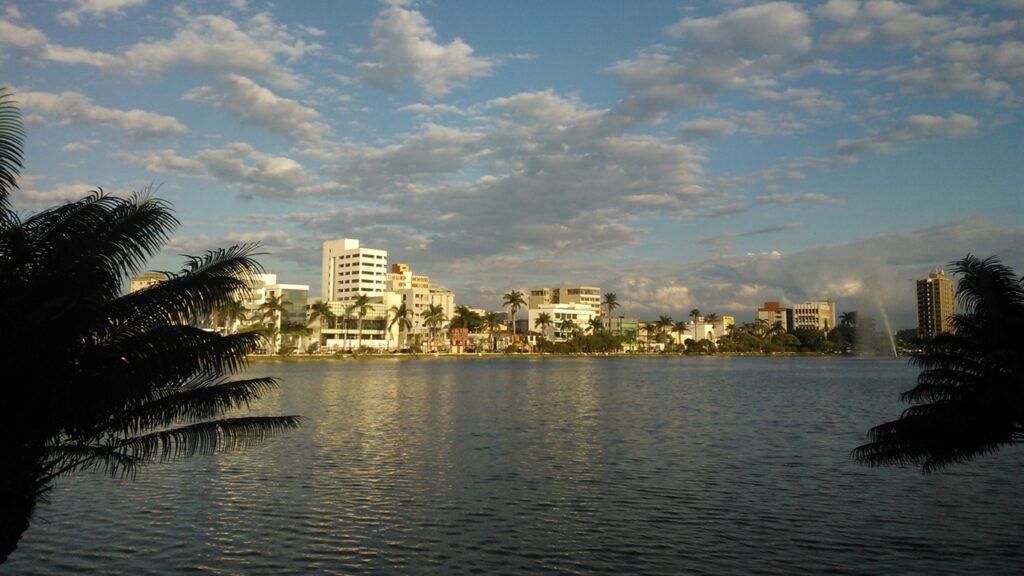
[2,0,1022,326]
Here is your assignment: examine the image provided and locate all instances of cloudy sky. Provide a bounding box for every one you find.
[2,0,1022,327]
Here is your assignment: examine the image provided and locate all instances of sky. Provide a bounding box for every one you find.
[2,0,1022,327]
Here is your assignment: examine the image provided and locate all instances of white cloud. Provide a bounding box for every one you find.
[357,5,495,97]
[667,2,812,54]
[62,139,100,153]
[57,0,147,27]
[182,74,330,145]
[19,90,186,138]
[677,118,739,140]
[398,103,464,116]
[0,11,316,90]
[196,142,317,198]
[835,112,979,155]
[111,149,206,175]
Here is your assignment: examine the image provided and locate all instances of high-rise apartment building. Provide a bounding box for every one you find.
[793,300,836,332]
[321,238,388,301]
[916,270,956,338]
[528,286,601,311]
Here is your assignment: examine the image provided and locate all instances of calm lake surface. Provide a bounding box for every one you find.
[6,357,1024,574]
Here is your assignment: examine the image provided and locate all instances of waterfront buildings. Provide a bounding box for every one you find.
[793,300,837,332]
[527,302,599,341]
[757,302,794,333]
[528,286,602,311]
[385,262,455,346]
[244,273,310,352]
[916,269,956,338]
[321,238,388,301]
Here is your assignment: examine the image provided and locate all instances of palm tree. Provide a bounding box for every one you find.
[839,311,858,328]
[0,193,298,560]
[603,292,619,318]
[217,298,249,335]
[259,294,290,323]
[481,311,501,352]
[307,300,335,329]
[0,87,23,212]
[387,303,413,351]
[656,315,674,350]
[503,290,526,337]
[671,320,687,350]
[558,318,577,340]
[703,313,720,340]
[421,304,447,352]
[535,312,553,337]
[346,294,373,352]
[689,308,701,339]
[451,305,481,331]
[588,316,604,334]
[854,255,1024,472]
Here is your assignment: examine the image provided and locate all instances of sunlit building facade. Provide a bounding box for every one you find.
[321,238,388,301]
[916,270,956,338]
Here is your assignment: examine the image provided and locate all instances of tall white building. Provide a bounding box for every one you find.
[321,238,388,301]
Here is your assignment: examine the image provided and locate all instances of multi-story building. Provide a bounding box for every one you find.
[793,300,836,332]
[528,286,602,311]
[244,273,310,352]
[917,270,956,338]
[321,238,388,301]
[384,263,453,345]
[319,292,402,351]
[757,302,793,332]
[527,302,599,341]
[129,271,167,293]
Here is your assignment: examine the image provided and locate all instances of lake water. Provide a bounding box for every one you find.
[5,357,1024,574]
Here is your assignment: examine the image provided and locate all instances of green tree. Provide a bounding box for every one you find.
[346,294,372,352]
[420,303,447,352]
[215,298,248,335]
[855,255,1024,472]
[558,318,578,339]
[588,316,605,334]
[674,320,689,351]
[603,292,619,318]
[503,290,526,337]
[388,303,413,351]
[307,300,335,331]
[481,311,502,352]
[451,305,482,331]
[689,308,701,340]
[535,312,553,335]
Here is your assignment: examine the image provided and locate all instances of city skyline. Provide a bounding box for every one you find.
[2,0,1022,327]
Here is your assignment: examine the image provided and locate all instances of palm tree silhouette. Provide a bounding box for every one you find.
[603,292,619,319]
[503,290,526,338]
[0,88,297,561]
[854,255,1024,472]
[346,294,372,352]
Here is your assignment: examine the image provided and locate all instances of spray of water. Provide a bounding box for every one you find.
[874,295,898,357]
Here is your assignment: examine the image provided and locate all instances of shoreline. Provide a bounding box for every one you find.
[248,351,902,362]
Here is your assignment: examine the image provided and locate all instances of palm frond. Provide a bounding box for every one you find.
[100,377,281,437]
[0,87,24,207]
[119,416,301,463]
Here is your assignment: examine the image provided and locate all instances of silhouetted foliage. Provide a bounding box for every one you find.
[0,89,298,562]
[854,255,1024,472]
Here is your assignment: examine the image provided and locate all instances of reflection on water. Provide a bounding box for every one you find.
[6,357,1024,575]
